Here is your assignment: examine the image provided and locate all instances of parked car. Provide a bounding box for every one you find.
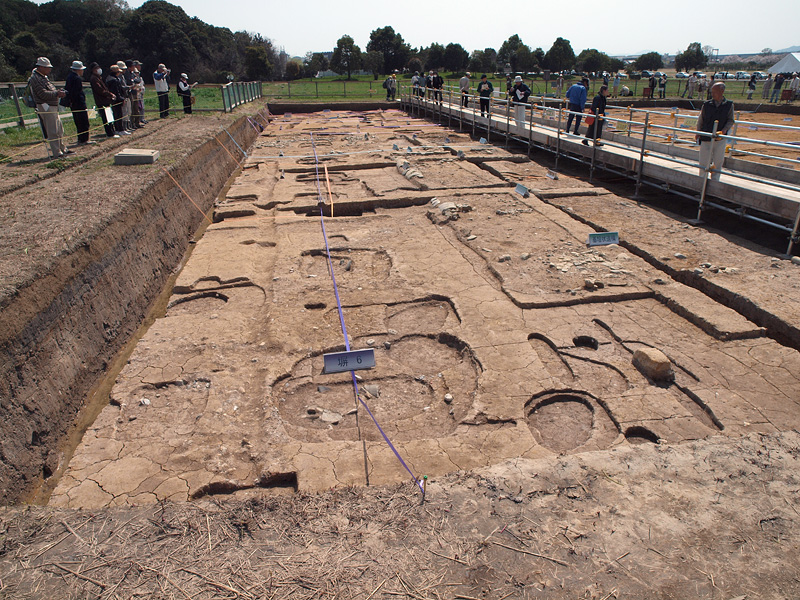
[693,72,706,78]
[675,72,690,78]
[641,70,654,78]
[713,71,736,80]
[654,71,668,78]
[735,71,750,80]
[616,72,628,79]
[752,71,767,80]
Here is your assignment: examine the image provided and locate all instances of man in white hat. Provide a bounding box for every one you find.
[176,73,198,114]
[116,60,132,130]
[510,75,531,127]
[65,60,94,145]
[29,57,70,158]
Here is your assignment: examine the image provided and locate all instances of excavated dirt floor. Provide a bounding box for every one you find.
[3,107,800,598]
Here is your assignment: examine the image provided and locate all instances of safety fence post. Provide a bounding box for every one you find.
[635,113,650,198]
[8,84,25,128]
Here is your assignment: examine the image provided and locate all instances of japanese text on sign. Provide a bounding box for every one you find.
[587,232,619,247]
[322,349,376,374]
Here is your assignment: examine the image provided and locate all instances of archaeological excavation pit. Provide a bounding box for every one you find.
[21,107,798,510]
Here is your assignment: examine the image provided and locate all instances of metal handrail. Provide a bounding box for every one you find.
[399,83,800,253]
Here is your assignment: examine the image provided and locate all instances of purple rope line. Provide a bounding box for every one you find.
[310,133,423,493]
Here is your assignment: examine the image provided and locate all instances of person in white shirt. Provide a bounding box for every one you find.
[153,63,171,118]
[459,72,471,107]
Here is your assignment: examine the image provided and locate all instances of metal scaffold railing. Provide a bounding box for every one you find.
[222,81,263,112]
[399,82,800,255]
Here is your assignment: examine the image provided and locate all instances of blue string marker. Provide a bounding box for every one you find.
[310,133,424,496]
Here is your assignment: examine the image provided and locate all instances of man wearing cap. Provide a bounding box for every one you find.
[126,60,141,128]
[565,77,589,135]
[132,61,146,125]
[511,75,531,127]
[459,72,471,108]
[29,57,70,158]
[154,63,171,118]
[115,60,132,130]
[177,73,198,114]
[65,60,93,145]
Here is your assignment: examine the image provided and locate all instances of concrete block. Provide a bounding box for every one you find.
[114,149,160,165]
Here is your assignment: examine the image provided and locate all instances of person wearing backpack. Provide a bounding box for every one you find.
[28,57,70,158]
[384,74,396,101]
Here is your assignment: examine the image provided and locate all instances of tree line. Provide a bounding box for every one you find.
[0,0,286,82]
[0,0,713,83]
[304,30,712,81]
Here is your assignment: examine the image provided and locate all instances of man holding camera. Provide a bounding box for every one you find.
[154,63,171,118]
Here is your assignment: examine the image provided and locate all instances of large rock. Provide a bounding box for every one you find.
[632,348,674,382]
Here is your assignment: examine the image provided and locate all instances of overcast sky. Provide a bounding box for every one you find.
[41,0,800,59]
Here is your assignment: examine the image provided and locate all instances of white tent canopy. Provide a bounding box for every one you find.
[768,53,800,74]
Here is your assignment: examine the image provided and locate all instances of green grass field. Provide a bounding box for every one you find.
[259,73,789,104]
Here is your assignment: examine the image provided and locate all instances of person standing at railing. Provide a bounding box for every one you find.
[154,63,171,118]
[128,60,144,128]
[510,75,531,127]
[696,81,734,181]
[556,73,564,98]
[89,62,117,138]
[105,65,129,135]
[132,61,147,124]
[565,77,589,135]
[770,73,785,103]
[117,61,133,131]
[761,74,773,99]
[177,73,198,114]
[683,73,697,98]
[432,71,444,104]
[790,73,800,101]
[425,71,434,99]
[648,74,657,99]
[411,71,421,96]
[459,72,471,107]
[477,74,493,117]
[658,74,667,99]
[29,57,70,158]
[65,60,93,145]
[747,73,757,100]
[612,73,620,98]
[383,73,396,101]
[582,85,608,147]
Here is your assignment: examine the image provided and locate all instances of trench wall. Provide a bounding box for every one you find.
[0,112,262,504]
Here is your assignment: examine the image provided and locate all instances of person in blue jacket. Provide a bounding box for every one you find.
[565,77,589,135]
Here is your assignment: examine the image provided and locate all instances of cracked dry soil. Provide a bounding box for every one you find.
[2,108,800,598]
